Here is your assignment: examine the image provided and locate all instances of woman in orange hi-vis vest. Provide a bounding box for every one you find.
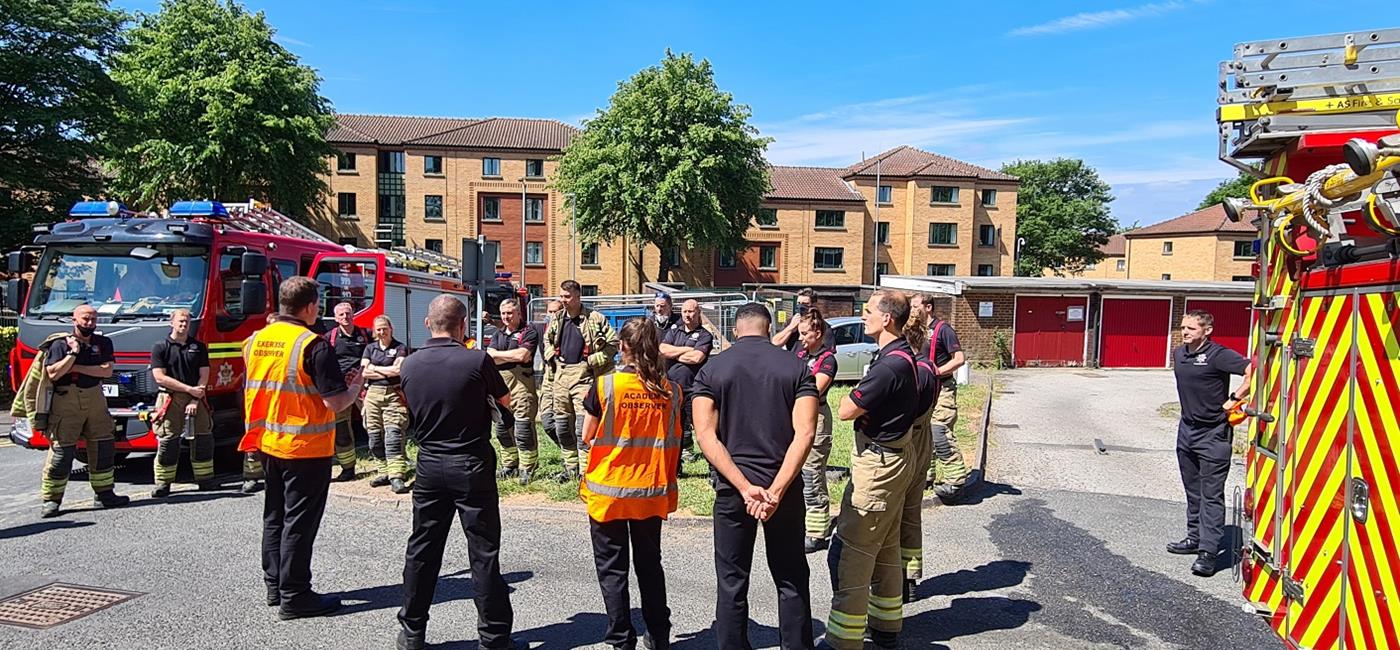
[580,317,683,650]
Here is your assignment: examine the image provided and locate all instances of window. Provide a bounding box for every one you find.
[663,247,681,267]
[525,197,544,222]
[931,186,959,204]
[379,151,405,173]
[424,195,443,221]
[876,222,889,245]
[525,159,544,178]
[526,241,543,265]
[1162,241,1174,255]
[527,284,543,298]
[1161,273,1172,280]
[978,224,996,247]
[482,157,501,177]
[757,208,778,228]
[338,236,359,246]
[1116,259,1126,272]
[927,264,955,276]
[875,262,889,278]
[833,324,860,346]
[1086,263,1097,271]
[1232,275,1254,282]
[718,251,736,268]
[982,189,997,207]
[336,152,356,172]
[1233,240,1254,258]
[877,185,892,204]
[485,240,502,266]
[272,259,298,284]
[814,247,843,270]
[977,264,995,276]
[337,192,357,217]
[581,243,599,266]
[424,239,443,253]
[929,223,958,246]
[482,197,501,221]
[581,285,599,297]
[423,155,443,175]
[314,258,378,317]
[815,210,845,229]
[758,245,777,270]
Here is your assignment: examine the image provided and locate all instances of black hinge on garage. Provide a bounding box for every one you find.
[1290,337,1316,358]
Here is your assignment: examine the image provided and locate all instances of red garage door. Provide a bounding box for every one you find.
[1015,296,1088,367]
[1100,298,1172,368]
[1186,299,1252,356]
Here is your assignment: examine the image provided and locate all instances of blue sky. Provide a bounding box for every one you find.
[118,0,1395,227]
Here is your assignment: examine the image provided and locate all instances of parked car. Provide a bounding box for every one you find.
[827,316,877,381]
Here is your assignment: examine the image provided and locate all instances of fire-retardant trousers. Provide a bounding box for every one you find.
[552,361,594,475]
[40,386,119,503]
[801,401,834,540]
[900,409,935,583]
[334,403,359,471]
[152,392,215,486]
[494,367,539,471]
[927,381,969,486]
[363,385,408,480]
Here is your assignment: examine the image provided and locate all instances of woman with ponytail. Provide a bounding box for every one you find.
[579,317,682,649]
[795,309,840,554]
[896,309,939,603]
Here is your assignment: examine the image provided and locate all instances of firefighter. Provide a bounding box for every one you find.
[652,291,681,335]
[486,298,540,484]
[149,309,215,496]
[39,305,130,518]
[826,291,920,650]
[1170,310,1251,578]
[360,314,410,494]
[536,299,561,451]
[897,311,938,604]
[328,301,371,481]
[658,298,712,464]
[544,280,618,480]
[772,288,834,352]
[793,309,838,554]
[691,302,817,649]
[911,292,971,500]
[580,318,683,650]
[240,277,361,619]
[396,294,516,650]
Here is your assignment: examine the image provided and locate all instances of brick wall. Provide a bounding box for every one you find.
[851,178,1018,277]
[946,291,1016,364]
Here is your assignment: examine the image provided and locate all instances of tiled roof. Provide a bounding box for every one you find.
[328,114,577,151]
[1100,233,1127,256]
[766,166,865,203]
[844,145,1017,182]
[1124,204,1254,238]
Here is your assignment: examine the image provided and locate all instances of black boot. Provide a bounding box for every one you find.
[1191,550,1218,577]
[151,483,171,498]
[1166,538,1199,555]
[803,536,828,554]
[93,490,130,508]
[396,628,425,650]
[265,585,280,607]
[332,465,356,482]
[278,592,341,620]
[868,629,900,649]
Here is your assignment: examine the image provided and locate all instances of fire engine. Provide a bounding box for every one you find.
[5,199,510,457]
[1218,28,1400,648]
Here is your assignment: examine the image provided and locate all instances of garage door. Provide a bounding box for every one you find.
[1100,298,1172,368]
[1186,299,1252,355]
[1014,296,1088,367]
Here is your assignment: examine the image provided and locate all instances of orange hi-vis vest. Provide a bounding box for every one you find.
[238,320,336,460]
[580,372,683,522]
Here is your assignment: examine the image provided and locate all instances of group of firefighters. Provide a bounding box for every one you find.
[24,278,973,650]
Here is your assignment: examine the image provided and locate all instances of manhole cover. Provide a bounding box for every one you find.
[0,583,142,629]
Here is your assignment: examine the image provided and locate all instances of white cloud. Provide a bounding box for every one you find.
[273,34,311,48]
[1008,1,1192,37]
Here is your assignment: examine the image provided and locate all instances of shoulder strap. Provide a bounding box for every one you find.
[328,327,338,346]
[930,320,945,356]
[813,349,835,374]
[887,349,924,395]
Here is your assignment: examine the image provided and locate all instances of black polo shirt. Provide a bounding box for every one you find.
[489,323,538,371]
[796,344,838,399]
[557,313,587,364]
[48,333,115,388]
[1174,340,1248,426]
[151,335,210,387]
[919,319,962,373]
[267,316,348,397]
[691,335,817,487]
[362,338,408,386]
[849,338,920,443]
[653,311,681,337]
[400,337,508,455]
[330,325,371,375]
[663,324,713,388]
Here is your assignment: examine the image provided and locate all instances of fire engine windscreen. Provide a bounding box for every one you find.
[26,245,210,319]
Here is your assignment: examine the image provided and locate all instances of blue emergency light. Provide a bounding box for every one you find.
[69,201,131,217]
[168,200,229,217]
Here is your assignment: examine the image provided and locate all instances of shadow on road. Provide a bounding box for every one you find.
[916,559,1032,598]
[54,491,247,516]
[903,596,1044,649]
[671,615,825,649]
[336,570,533,616]
[0,519,95,540]
[951,477,1022,506]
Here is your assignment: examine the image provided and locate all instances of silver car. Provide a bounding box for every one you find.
[827,316,877,381]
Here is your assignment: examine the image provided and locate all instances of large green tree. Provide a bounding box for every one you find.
[554,51,771,284]
[105,0,334,217]
[1198,172,1255,210]
[0,0,126,248]
[1002,158,1117,276]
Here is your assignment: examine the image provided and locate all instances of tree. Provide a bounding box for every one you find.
[1198,172,1255,210]
[105,0,334,218]
[0,0,126,249]
[1002,159,1117,277]
[554,51,771,284]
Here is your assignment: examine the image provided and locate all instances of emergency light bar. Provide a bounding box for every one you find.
[168,200,229,218]
[69,201,132,218]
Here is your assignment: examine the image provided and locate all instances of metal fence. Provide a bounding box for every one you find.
[527,290,753,352]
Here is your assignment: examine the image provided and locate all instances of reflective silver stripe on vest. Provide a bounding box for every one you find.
[583,479,678,499]
[242,379,318,395]
[289,331,316,384]
[244,419,336,436]
[591,375,682,450]
[598,374,615,445]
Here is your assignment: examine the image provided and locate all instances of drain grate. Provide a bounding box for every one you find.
[0,583,142,629]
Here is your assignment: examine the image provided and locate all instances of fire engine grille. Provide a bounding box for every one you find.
[0,583,142,630]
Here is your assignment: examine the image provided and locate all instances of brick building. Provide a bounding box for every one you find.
[1052,205,1255,283]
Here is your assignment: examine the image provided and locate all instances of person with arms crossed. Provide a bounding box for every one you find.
[487,298,541,484]
[149,309,215,496]
[658,298,712,464]
[328,301,372,481]
[692,302,817,650]
[360,315,410,494]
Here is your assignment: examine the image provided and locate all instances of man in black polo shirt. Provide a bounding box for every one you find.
[1170,310,1250,578]
[396,294,516,650]
[692,302,817,650]
[150,309,215,496]
[660,298,712,463]
[487,298,540,483]
[826,291,920,650]
[772,288,835,352]
[910,293,971,499]
[329,301,371,481]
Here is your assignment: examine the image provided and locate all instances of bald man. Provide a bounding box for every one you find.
[659,299,713,462]
[150,309,214,496]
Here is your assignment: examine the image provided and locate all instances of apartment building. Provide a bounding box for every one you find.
[314,114,1020,296]
[1124,204,1255,282]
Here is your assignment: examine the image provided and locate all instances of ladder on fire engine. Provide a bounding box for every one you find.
[221,200,464,277]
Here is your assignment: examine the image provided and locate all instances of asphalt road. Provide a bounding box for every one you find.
[0,369,1277,649]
